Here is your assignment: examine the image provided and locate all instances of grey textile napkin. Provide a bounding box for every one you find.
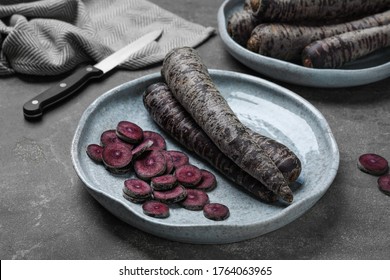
[0,0,215,76]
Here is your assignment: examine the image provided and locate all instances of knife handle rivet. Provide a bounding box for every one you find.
[60,83,67,88]
[86,67,93,72]
[32,100,39,105]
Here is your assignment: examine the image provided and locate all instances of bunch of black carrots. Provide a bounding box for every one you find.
[144,47,302,204]
[228,0,390,68]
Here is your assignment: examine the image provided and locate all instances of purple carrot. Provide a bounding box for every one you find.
[143,82,278,203]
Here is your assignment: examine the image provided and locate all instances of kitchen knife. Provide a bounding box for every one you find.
[23,29,163,121]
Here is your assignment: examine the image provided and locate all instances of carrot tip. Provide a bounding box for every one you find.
[279,185,294,203]
[303,58,313,68]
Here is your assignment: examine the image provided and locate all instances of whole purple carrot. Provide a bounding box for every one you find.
[249,0,390,22]
[247,10,390,61]
[161,47,294,203]
[143,82,278,202]
[302,24,390,68]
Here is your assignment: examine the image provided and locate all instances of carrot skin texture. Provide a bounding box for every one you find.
[248,131,301,183]
[227,10,258,47]
[161,47,293,202]
[249,0,390,22]
[143,82,277,203]
[247,10,390,61]
[144,83,301,183]
[244,0,252,11]
[302,24,390,69]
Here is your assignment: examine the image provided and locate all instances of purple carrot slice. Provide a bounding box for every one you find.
[86,144,104,163]
[116,121,143,144]
[151,174,178,191]
[122,192,148,204]
[357,153,389,175]
[195,169,217,192]
[143,131,167,150]
[100,129,133,149]
[161,151,174,174]
[153,185,187,204]
[142,200,170,218]
[180,189,210,211]
[134,150,166,180]
[131,140,154,159]
[100,129,119,146]
[102,143,133,170]
[203,203,230,221]
[105,165,132,175]
[123,178,153,199]
[175,164,202,187]
[167,150,189,169]
[377,174,390,196]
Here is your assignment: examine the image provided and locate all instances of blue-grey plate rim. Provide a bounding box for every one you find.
[218,0,390,88]
[71,69,339,244]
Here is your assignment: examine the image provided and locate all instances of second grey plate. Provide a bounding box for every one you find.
[218,0,390,88]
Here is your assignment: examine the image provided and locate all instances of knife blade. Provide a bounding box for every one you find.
[23,29,163,121]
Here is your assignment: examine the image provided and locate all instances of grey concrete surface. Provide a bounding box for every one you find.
[1,0,390,259]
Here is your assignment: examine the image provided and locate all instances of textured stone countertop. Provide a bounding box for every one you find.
[1,0,389,259]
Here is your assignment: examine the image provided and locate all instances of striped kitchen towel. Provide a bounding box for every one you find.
[0,0,215,76]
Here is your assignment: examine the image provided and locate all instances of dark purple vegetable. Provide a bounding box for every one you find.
[377,174,390,196]
[162,47,293,202]
[86,144,103,163]
[144,81,300,186]
[244,0,252,11]
[180,189,210,211]
[143,131,167,150]
[131,139,153,159]
[87,121,233,221]
[142,200,170,218]
[151,174,178,190]
[167,150,189,169]
[105,166,132,175]
[302,24,390,69]
[203,203,230,221]
[227,9,258,47]
[102,143,133,170]
[116,121,143,144]
[249,0,390,22]
[143,82,277,203]
[196,169,217,192]
[123,178,153,199]
[247,10,390,62]
[100,129,133,149]
[100,129,118,146]
[122,192,148,204]
[153,185,187,204]
[89,121,233,220]
[248,131,301,183]
[161,151,175,174]
[357,153,389,176]
[134,150,166,180]
[175,164,202,188]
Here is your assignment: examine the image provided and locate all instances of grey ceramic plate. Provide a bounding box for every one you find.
[218,0,390,88]
[71,70,339,244]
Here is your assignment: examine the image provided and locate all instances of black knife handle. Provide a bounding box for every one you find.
[23,65,104,121]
